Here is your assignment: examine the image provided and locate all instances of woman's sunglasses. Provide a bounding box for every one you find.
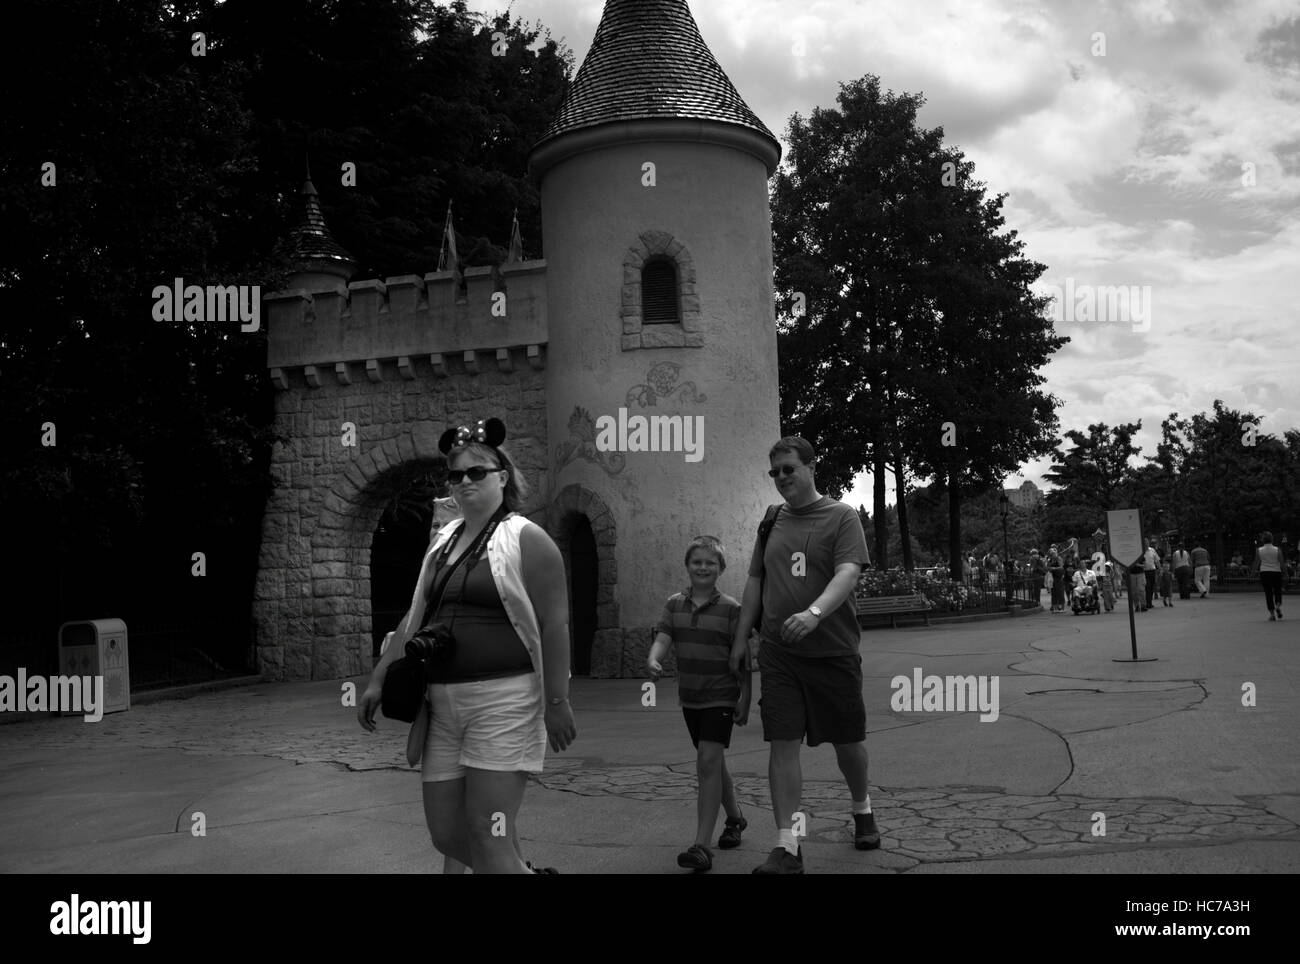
[767,465,801,478]
[447,465,503,485]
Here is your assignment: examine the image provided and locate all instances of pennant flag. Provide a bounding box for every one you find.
[436,203,461,285]
[507,209,523,264]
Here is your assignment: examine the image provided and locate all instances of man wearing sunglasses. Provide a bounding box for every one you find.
[729,436,875,874]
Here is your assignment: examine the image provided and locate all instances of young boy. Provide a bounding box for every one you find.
[1159,560,1175,606]
[648,536,751,873]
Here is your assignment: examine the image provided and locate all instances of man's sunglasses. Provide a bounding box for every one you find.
[447,466,503,485]
[767,465,801,478]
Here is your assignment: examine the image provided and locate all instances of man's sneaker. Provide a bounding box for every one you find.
[1270,612,1277,621]
[752,845,803,874]
[526,861,559,874]
[1278,608,1284,619]
[853,812,882,850]
[677,844,713,873]
[718,815,747,849]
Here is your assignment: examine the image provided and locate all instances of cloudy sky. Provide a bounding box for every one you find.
[470,0,1299,507]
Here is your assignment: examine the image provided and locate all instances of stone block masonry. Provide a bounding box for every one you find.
[253,352,548,681]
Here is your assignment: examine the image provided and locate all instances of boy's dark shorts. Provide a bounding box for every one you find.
[758,642,866,746]
[682,706,736,748]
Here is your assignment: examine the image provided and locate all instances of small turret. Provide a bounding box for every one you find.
[288,175,357,291]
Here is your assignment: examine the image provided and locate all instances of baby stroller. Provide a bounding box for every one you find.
[1071,574,1100,615]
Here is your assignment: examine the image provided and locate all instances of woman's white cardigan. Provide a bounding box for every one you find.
[387,513,548,679]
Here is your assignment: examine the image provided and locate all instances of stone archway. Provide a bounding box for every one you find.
[315,425,447,672]
[546,484,621,677]
[258,424,444,680]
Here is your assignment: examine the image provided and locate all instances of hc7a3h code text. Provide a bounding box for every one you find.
[1127,900,1251,915]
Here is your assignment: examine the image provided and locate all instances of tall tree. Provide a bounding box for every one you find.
[1170,400,1293,560]
[0,0,573,660]
[1040,422,1142,547]
[209,0,573,275]
[1043,422,1143,512]
[889,135,1064,578]
[772,77,1063,579]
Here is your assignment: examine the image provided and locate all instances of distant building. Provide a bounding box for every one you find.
[1005,480,1042,509]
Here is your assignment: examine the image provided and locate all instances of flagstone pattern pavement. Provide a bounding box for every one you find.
[2,591,1297,872]
[530,762,1298,866]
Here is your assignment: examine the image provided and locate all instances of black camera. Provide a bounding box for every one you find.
[407,623,456,676]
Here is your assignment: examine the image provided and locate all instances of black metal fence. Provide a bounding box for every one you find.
[943,574,1044,616]
[856,569,1045,624]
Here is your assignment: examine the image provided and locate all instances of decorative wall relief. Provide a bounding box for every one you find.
[555,406,628,476]
[626,362,707,409]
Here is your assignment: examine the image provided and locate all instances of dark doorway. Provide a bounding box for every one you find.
[569,516,598,675]
[369,461,445,658]
[370,506,432,657]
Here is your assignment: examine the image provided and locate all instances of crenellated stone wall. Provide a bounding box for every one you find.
[264,261,548,374]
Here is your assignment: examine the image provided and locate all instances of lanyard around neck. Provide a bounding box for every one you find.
[438,505,507,567]
[423,505,509,621]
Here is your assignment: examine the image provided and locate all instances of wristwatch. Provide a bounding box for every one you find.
[547,695,570,705]
[807,605,823,619]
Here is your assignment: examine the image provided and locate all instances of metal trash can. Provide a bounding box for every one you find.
[57,619,130,716]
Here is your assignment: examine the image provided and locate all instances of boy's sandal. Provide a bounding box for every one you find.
[718,815,747,849]
[677,843,713,872]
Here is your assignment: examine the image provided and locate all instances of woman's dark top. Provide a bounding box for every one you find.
[422,550,533,684]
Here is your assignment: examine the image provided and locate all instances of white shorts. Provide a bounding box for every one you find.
[420,672,547,782]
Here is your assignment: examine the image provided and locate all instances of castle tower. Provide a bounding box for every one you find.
[529,0,782,674]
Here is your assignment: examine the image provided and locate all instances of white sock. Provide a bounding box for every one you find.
[778,829,799,855]
[853,796,872,815]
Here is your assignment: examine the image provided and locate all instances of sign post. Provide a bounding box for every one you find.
[1106,508,1156,662]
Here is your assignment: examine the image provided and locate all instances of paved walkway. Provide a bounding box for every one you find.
[1,592,1296,873]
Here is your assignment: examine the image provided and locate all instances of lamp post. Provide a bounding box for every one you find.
[1000,490,1012,607]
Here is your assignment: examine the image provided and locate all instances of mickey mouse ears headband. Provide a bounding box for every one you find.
[439,417,507,456]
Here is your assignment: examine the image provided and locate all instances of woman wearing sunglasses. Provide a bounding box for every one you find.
[357,417,576,873]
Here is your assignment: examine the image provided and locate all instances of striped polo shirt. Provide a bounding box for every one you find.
[655,588,741,709]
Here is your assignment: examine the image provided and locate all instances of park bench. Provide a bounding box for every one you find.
[855,594,931,628]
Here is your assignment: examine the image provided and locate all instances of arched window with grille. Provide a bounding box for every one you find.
[641,257,679,324]
[620,231,702,350]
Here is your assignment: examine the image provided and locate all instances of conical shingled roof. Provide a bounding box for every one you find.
[290,178,356,269]
[536,0,778,151]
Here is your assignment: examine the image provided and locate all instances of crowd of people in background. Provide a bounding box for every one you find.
[926,531,1291,620]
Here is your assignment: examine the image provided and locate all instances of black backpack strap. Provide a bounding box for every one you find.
[748,504,784,650]
[756,503,782,573]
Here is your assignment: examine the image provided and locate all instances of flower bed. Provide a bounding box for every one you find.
[855,570,1003,614]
